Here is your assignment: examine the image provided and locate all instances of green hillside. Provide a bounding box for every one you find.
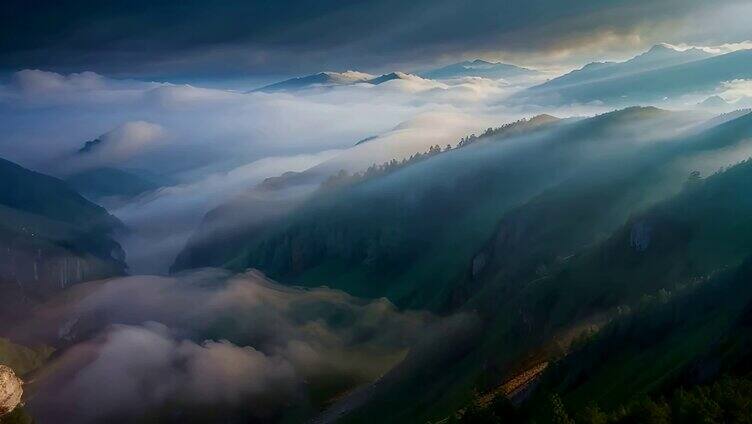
[169,108,752,422]
[342,133,752,423]
[175,108,719,310]
[0,157,127,324]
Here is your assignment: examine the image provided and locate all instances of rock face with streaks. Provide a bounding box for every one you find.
[0,156,127,328]
[0,156,126,295]
[0,365,23,417]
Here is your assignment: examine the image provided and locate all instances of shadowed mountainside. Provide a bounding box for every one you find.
[0,157,127,325]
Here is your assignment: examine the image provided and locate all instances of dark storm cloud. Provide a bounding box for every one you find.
[2,0,745,78]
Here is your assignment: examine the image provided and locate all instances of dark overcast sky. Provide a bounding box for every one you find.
[2,0,750,79]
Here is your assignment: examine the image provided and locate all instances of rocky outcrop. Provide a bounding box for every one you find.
[0,365,22,417]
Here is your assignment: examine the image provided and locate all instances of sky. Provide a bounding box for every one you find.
[4,0,752,82]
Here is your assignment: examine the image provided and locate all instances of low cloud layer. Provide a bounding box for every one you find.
[719,79,752,104]
[68,120,167,173]
[34,324,298,422]
[0,69,525,173]
[12,269,453,423]
[2,69,570,273]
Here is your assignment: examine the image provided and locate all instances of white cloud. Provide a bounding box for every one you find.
[5,69,157,106]
[95,121,164,158]
[32,322,299,422]
[112,150,341,274]
[663,41,752,55]
[61,121,168,175]
[18,269,445,422]
[11,69,107,94]
[0,68,597,275]
[718,79,752,103]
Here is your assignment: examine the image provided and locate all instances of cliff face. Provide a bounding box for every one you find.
[0,158,126,315]
[0,232,125,292]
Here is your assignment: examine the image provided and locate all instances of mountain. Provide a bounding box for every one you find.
[170,112,567,279]
[366,71,420,85]
[420,59,538,80]
[254,71,374,92]
[456,114,561,148]
[354,135,378,146]
[446,152,752,423]
[170,108,752,422]
[532,44,713,92]
[173,107,711,305]
[697,94,730,109]
[636,42,710,61]
[515,44,751,105]
[0,157,127,324]
[255,71,427,92]
[336,111,752,423]
[65,167,163,200]
[77,137,103,153]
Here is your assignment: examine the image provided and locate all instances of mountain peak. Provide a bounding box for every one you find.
[255,70,374,92]
[633,43,712,63]
[648,43,680,53]
[78,138,103,154]
[420,59,537,80]
[367,72,419,85]
[698,95,730,109]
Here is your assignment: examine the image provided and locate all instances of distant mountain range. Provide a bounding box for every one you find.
[254,71,373,91]
[255,44,752,101]
[254,70,424,92]
[255,59,537,92]
[419,59,538,80]
[515,44,752,105]
[537,44,713,91]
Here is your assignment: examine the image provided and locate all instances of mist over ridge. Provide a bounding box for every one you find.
[5,3,752,422]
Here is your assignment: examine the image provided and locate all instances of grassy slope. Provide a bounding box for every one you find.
[196,108,708,312]
[342,115,752,422]
[0,157,127,320]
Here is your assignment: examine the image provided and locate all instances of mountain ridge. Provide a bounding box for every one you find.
[420,59,538,80]
[254,70,425,92]
[516,46,752,105]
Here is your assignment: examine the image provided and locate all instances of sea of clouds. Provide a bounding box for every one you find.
[6,269,477,423]
[2,64,749,274]
[4,50,752,423]
[0,68,556,273]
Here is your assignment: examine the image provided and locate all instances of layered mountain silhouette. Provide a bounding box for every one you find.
[515,44,752,105]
